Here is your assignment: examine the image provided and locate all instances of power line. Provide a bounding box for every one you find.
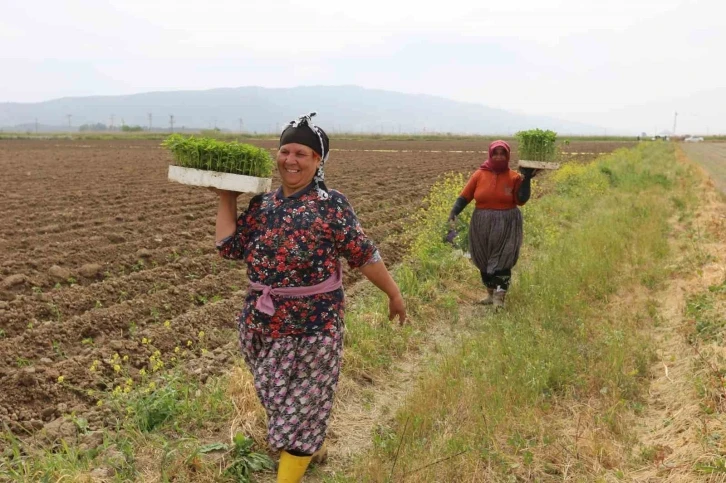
[169,114,175,133]
[148,113,153,131]
[66,114,72,130]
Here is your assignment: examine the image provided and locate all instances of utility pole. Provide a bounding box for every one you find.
[66,114,72,130]
[148,113,153,131]
[169,115,175,133]
[673,111,678,135]
[110,114,115,131]
[239,118,244,133]
[35,118,38,134]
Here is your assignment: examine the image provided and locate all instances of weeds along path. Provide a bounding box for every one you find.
[624,147,726,482]
[310,294,483,481]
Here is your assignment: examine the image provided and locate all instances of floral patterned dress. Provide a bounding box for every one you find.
[217,183,379,454]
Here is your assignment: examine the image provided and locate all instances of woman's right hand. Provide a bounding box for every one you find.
[448,217,456,229]
[214,188,241,244]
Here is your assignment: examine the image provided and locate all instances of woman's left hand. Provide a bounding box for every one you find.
[388,294,407,325]
[519,167,541,178]
[359,260,407,325]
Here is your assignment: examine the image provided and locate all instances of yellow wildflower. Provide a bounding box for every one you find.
[57,375,65,383]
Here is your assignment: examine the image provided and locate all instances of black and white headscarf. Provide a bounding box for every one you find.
[279,112,330,200]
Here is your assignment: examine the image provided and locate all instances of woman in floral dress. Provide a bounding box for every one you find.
[213,113,406,482]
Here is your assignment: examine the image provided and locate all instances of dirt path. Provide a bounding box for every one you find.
[681,142,726,195]
[625,149,726,481]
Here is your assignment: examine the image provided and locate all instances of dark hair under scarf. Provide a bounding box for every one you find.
[279,112,330,199]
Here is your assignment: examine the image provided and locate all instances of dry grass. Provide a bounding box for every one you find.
[618,146,726,482]
[227,364,268,448]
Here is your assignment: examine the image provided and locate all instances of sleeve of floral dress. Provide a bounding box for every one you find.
[216,195,262,260]
[331,192,380,269]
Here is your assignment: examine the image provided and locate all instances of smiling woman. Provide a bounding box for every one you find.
[277,143,321,196]
[211,113,406,482]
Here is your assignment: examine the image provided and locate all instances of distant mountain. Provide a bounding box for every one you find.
[0,85,604,135]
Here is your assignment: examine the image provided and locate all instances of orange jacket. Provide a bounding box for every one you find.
[460,169,525,210]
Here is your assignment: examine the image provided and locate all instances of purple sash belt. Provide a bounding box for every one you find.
[249,264,343,316]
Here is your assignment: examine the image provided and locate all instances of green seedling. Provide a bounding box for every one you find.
[162,134,274,177]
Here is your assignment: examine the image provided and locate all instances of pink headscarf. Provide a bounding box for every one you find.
[479,140,511,173]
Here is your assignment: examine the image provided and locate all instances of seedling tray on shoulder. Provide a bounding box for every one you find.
[162,134,274,194]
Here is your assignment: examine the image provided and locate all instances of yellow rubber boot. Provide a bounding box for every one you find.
[277,450,312,483]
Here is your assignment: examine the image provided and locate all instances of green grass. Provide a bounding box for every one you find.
[336,142,697,481]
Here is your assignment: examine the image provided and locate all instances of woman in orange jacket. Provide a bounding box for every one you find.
[448,140,537,308]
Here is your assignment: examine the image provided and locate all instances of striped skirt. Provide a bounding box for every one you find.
[469,207,523,275]
[238,321,343,454]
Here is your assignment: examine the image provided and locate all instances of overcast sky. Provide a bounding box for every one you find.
[1,0,724,134]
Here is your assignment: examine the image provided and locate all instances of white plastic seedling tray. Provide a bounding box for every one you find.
[168,165,272,194]
[518,160,561,170]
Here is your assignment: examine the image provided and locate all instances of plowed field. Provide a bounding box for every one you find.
[0,138,634,435]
